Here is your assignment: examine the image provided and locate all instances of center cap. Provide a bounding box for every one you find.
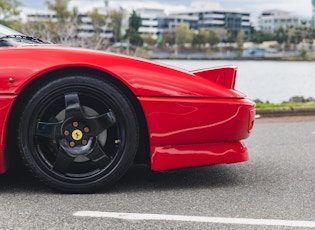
[72,129,83,141]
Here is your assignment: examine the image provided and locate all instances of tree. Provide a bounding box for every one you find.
[46,0,71,22]
[213,28,228,42]
[22,0,87,47]
[141,33,156,46]
[208,29,219,48]
[22,20,58,41]
[88,9,106,34]
[126,27,142,46]
[274,27,288,51]
[250,26,274,43]
[0,0,21,28]
[236,30,245,50]
[82,8,109,50]
[126,10,142,46]
[173,24,194,56]
[192,28,208,49]
[43,0,76,44]
[128,10,141,31]
[305,27,315,50]
[175,24,194,47]
[300,48,307,60]
[109,8,124,43]
[161,32,175,46]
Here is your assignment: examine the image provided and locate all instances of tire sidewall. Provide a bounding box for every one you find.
[18,75,139,192]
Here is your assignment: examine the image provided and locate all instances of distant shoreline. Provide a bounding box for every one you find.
[256,106,315,118]
[136,49,315,61]
[151,57,314,61]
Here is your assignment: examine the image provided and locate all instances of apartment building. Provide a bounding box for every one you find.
[170,2,251,38]
[257,10,302,33]
[20,2,251,41]
[21,7,115,39]
[135,8,198,40]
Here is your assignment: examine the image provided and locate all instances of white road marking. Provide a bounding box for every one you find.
[73,211,315,228]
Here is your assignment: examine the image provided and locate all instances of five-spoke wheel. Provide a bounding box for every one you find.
[18,75,139,193]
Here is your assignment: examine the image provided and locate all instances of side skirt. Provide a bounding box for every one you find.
[150,141,248,171]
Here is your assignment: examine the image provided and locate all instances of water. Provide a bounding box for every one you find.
[155,60,315,103]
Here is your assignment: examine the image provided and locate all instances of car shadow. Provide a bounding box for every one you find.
[108,164,249,193]
[0,164,249,194]
[0,169,52,193]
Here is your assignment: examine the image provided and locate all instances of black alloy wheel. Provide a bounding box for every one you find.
[18,75,139,193]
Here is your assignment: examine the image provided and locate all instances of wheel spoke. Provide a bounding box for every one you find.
[87,111,117,136]
[88,142,110,165]
[53,149,74,174]
[36,121,62,140]
[64,93,83,119]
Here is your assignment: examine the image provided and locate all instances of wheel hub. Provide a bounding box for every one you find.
[72,129,83,141]
[62,120,91,151]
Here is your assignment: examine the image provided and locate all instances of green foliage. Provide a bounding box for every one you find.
[256,103,315,109]
[88,9,106,34]
[2,0,314,53]
[162,33,175,46]
[250,26,274,43]
[126,10,142,46]
[236,30,245,49]
[208,29,219,47]
[141,33,156,46]
[192,28,208,48]
[274,27,288,45]
[126,27,143,46]
[128,10,142,31]
[109,8,124,43]
[250,25,315,54]
[300,48,307,60]
[0,0,21,27]
[46,0,71,21]
[175,24,194,47]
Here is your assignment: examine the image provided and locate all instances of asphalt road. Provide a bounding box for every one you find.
[0,116,314,229]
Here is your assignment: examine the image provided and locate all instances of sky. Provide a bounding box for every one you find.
[19,0,313,20]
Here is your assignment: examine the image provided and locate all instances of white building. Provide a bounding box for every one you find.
[257,10,301,33]
[20,1,252,42]
[135,8,166,40]
[170,2,251,39]
[20,5,116,39]
[20,8,57,23]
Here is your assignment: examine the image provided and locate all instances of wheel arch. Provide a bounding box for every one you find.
[6,66,150,170]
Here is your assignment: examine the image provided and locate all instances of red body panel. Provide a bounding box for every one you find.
[151,142,248,171]
[139,97,254,146]
[0,96,16,173]
[192,66,237,89]
[0,46,242,98]
[0,45,255,173]
[139,97,255,170]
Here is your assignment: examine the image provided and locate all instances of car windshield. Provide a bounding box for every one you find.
[0,24,50,46]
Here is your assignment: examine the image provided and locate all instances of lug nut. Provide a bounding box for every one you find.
[82,139,88,145]
[70,141,75,147]
[64,130,70,136]
[73,121,79,127]
[84,127,89,133]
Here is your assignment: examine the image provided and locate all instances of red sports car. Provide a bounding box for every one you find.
[0,34,255,193]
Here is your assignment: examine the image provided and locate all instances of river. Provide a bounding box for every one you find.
[155,60,315,103]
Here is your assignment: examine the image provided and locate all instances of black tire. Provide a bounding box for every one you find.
[18,74,139,193]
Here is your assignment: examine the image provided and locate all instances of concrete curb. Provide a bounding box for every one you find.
[256,107,315,118]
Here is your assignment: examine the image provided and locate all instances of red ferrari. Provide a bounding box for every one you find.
[0,34,255,192]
